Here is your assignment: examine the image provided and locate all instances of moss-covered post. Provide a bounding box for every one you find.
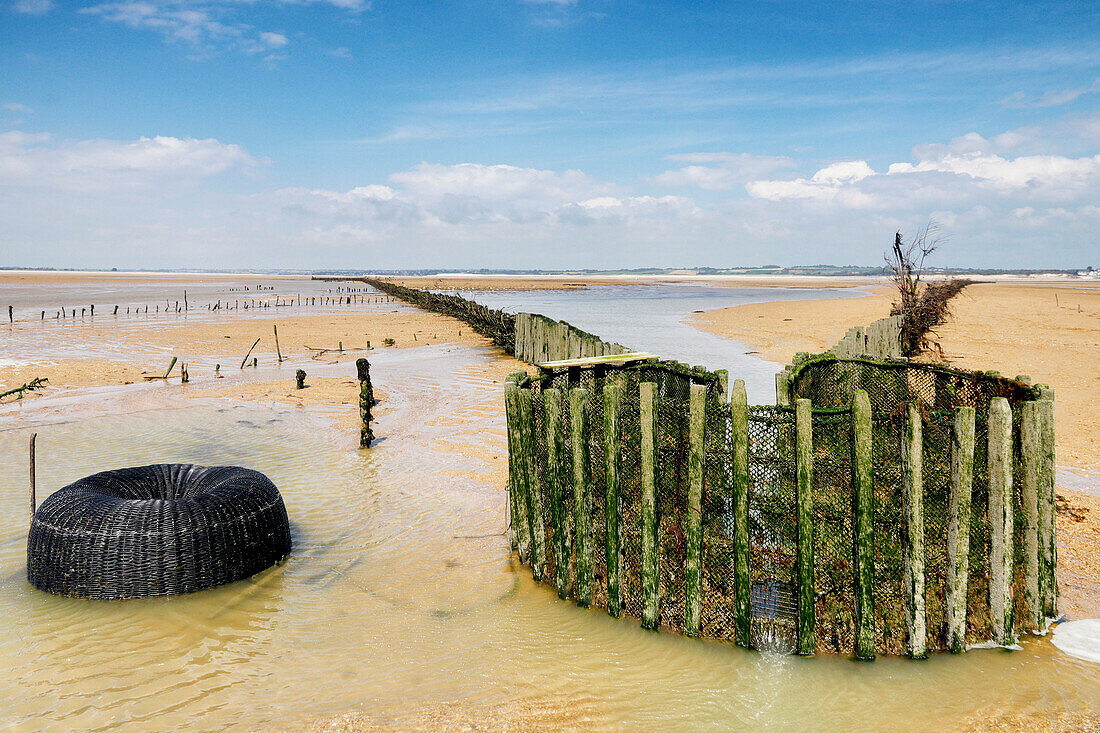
[570,388,594,607]
[901,402,927,658]
[730,379,752,647]
[776,368,791,406]
[795,397,815,655]
[714,369,729,403]
[640,381,660,630]
[505,375,532,558]
[603,382,623,617]
[684,382,707,636]
[1036,400,1057,619]
[544,388,571,599]
[295,369,306,389]
[946,405,975,653]
[356,358,374,448]
[516,385,547,581]
[988,397,1015,646]
[1022,399,1056,627]
[852,388,875,660]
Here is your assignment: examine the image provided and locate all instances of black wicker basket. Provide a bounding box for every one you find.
[27,464,292,600]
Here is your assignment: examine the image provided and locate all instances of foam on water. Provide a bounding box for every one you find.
[1052,620,1100,664]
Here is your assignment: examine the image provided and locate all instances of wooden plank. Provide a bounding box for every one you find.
[537,352,659,370]
[852,389,876,660]
[946,405,975,653]
[988,397,1015,646]
[570,388,594,608]
[730,379,751,647]
[796,397,815,656]
[902,402,927,658]
[684,383,706,636]
[603,382,623,618]
[640,381,660,630]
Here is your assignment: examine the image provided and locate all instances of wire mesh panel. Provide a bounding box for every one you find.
[811,410,855,654]
[872,412,906,655]
[746,406,798,651]
[701,395,737,640]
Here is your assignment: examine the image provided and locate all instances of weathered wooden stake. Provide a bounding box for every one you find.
[274,325,284,363]
[603,382,623,617]
[795,397,816,655]
[240,337,261,369]
[295,369,306,389]
[988,397,1015,646]
[163,356,178,379]
[29,433,36,519]
[640,381,660,630]
[902,402,927,658]
[730,379,751,647]
[946,405,975,653]
[1021,400,1043,629]
[1035,400,1057,619]
[570,388,593,607]
[356,358,374,448]
[544,388,570,599]
[684,382,707,636]
[852,389,876,660]
[505,379,532,558]
[516,388,547,581]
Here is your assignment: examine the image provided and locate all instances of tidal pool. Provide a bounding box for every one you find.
[1,341,1098,731]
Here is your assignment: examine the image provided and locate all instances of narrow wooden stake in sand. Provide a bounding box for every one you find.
[356,358,374,448]
[852,389,876,660]
[684,383,707,636]
[274,325,284,363]
[640,381,660,630]
[29,433,37,520]
[902,402,927,658]
[1022,399,1057,627]
[946,406,975,653]
[603,381,623,618]
[988,397,1015,646]
[544,388,570,599]
[730,379,752,648]
[796,397,816,656]
[240,338,261,369]
[570,387,593,608]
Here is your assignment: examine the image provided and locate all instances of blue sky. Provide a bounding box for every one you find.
[2,1,1098,270]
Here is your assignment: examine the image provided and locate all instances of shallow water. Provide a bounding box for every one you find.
[458,283,868,403]
[2,279,1098,730]
[2,342,1099,731]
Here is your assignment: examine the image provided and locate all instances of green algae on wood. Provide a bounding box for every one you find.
[544,388,571,599]
[570,388,594,608]
[901,402,927,659]
[515,387,548,581]
[988,397,1015,646]
[603,382,623,617]
[640,381,660,630]
[946,406,975,653]
[852,389,876,660]
[356,358,374,449]
[730,379,752,647]
[684,382,706,636]
[795,397,815,656]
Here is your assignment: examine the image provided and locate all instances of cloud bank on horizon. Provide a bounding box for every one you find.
[2,0,1098,270]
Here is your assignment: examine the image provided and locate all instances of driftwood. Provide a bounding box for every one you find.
[240,338,261,369]
[0,377,48,400]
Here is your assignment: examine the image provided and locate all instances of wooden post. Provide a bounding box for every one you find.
[714,369,729,403]
[356,358,374,448]
[570,388,593,607]
[640,381,660,630]
[29,433,36,520]
[852,389,875,660]
[730,379,751,647]
[776,368,791,406]
[988,397,1014,646]
[544,388,571,599]
[516,383,547,581]
[295,369,306,389]
[240,338,261,369]
[1036,400,1057,619]
[946,406,975,653]
[505,381,532,558]
[1021,400,1041,629]
[795,397,815,655]
[603,382,623,617]
[274,325,284,363]
[684,382,707,636]
[902,402,927,658]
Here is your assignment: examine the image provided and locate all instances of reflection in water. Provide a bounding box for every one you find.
[0,340,1097,731]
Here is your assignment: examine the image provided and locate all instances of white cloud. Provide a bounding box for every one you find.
[259,32,288,48]
[3,102,33,114]
[13,0,53,14]
[653,152,795,190]
[746,160,876,205]
[0,131,256,191]
[1000,78,1100,108]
